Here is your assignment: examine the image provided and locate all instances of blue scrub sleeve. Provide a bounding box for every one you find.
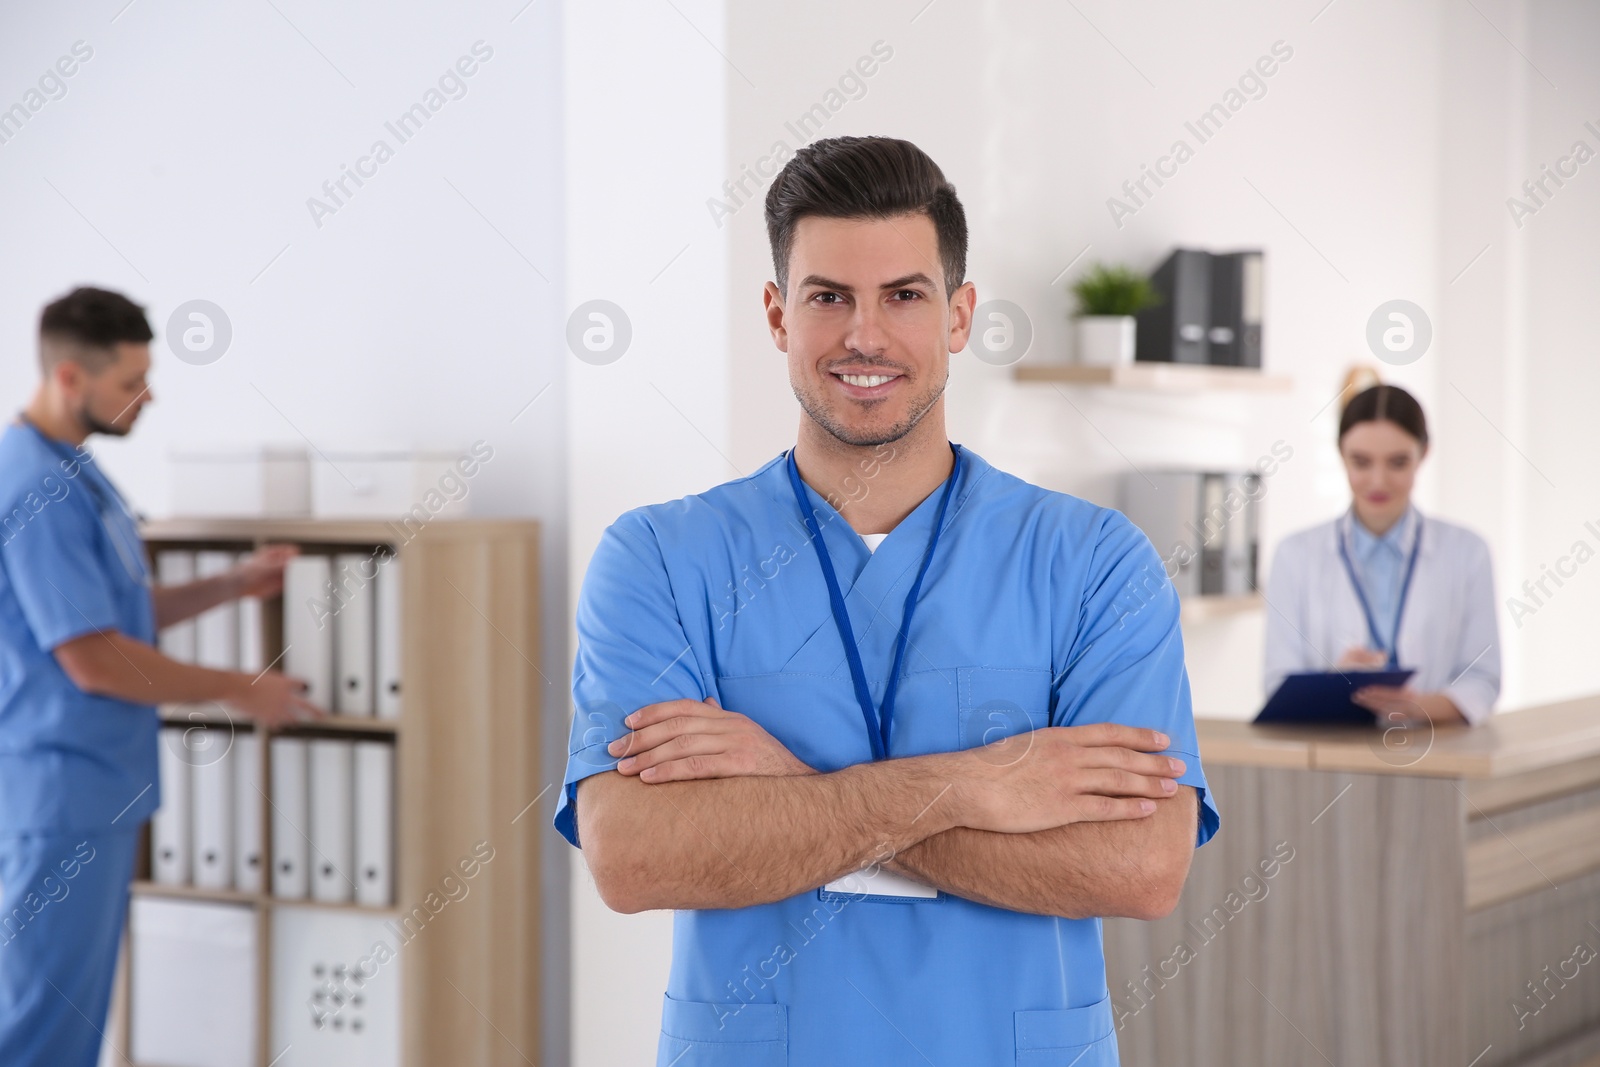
[0,495,122,653]
[1052,510,1220,846]
[554,514,709,849]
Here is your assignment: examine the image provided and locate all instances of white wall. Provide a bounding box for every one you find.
[1489,0,1600,705]
[563,1,728,1064]
[1433,0,1600,709]
[0,4,571,1064]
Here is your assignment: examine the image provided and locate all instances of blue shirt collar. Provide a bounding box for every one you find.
[1346,505,1419,562]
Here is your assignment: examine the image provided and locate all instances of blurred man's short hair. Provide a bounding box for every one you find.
[38,287,153,374]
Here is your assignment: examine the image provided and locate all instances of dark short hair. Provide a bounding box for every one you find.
[39,286,153,372]
[1339,383,1429,449]
[764,135,968,300]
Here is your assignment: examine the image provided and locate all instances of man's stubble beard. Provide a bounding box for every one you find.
[792,370,947,449]
[77,396,132,438]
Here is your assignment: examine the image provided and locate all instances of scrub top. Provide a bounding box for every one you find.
[0,422,160,834]
[555,445,1219,1067]
[1263,507,1501,723]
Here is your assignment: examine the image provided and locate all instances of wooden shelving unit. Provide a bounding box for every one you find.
[1014,361,1292,392]
[159,704,403,734]
[115,518,543,1067]
[131,879,265,908]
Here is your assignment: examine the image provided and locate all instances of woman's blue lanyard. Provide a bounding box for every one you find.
[1336,510,1423,670]
[786,444,963,762]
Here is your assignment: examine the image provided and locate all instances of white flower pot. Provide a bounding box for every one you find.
[1075,315,1136,366]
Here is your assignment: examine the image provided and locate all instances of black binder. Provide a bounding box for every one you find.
[1209,250,1264,367]
[1136,249,1211,364]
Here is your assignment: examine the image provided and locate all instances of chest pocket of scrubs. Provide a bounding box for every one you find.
[956,667,1054,754]
[657,994,787,1067]
[718,672,874,771]
[1015,995,1118,1065]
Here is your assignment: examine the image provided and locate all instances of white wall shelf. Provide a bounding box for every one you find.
[1014,362,1293,392]
[1179,593,1264,624]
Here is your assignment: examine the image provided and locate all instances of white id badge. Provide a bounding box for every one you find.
[821,866,940,903]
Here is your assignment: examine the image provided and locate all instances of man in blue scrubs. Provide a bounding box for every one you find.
[555,137,1219,1066]
[0,287,322,1066]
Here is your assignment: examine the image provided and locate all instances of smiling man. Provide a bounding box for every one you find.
[554,136,1219,1066]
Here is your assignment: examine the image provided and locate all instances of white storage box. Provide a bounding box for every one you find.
[170,446,310,517]
[310,451,471,520]
[271,906,401,1066]
[129,897,257,1067]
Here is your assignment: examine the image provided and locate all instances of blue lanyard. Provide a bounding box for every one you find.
[1336,510,1423,670]
[18,419,130,516]
[786,444,962,762]
[18,418,150,586]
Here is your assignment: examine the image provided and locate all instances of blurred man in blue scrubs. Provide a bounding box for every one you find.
[0,287,322,1067]
[555,137,1219,1066]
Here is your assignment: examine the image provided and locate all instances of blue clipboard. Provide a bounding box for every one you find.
[1255,669,1416,726]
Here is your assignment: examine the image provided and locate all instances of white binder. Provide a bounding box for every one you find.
[237,551,264,674]
[152,727,192,886]
[194,551,239,670]
[156,552,197,663]
[375,557,402,720]
[130,898,257,1067]
[353,741,394,907]
[334,553,375,716]
[284,556,333,708]
[309,739,355,904]
[192,742,234,890]
[270,738,309,899]
[234,732,264,893]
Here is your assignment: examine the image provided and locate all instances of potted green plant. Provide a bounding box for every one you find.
[1069,264,1161,366]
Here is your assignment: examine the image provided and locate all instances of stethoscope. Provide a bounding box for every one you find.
[17,416,152,588]
[1335,508,1423,671]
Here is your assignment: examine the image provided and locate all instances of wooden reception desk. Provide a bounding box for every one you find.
[1103,696,1600,1067]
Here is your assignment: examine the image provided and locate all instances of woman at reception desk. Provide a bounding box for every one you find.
[1262,383,1501,724]
[1099,385,1600,1067]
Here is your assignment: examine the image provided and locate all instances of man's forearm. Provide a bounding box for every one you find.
[883,787,1198,920]
[578,754,965,913]
[153,575,241,628]
[59,630,250,707]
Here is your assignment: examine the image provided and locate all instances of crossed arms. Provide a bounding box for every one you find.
[575,699,1199,920]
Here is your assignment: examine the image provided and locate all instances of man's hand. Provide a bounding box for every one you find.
[608,697,816,783]
[232,543,300,599]
[225,670,325,729]
[1336,647,1388,669]
[153,543,301,629]
[952,723,1184,834]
